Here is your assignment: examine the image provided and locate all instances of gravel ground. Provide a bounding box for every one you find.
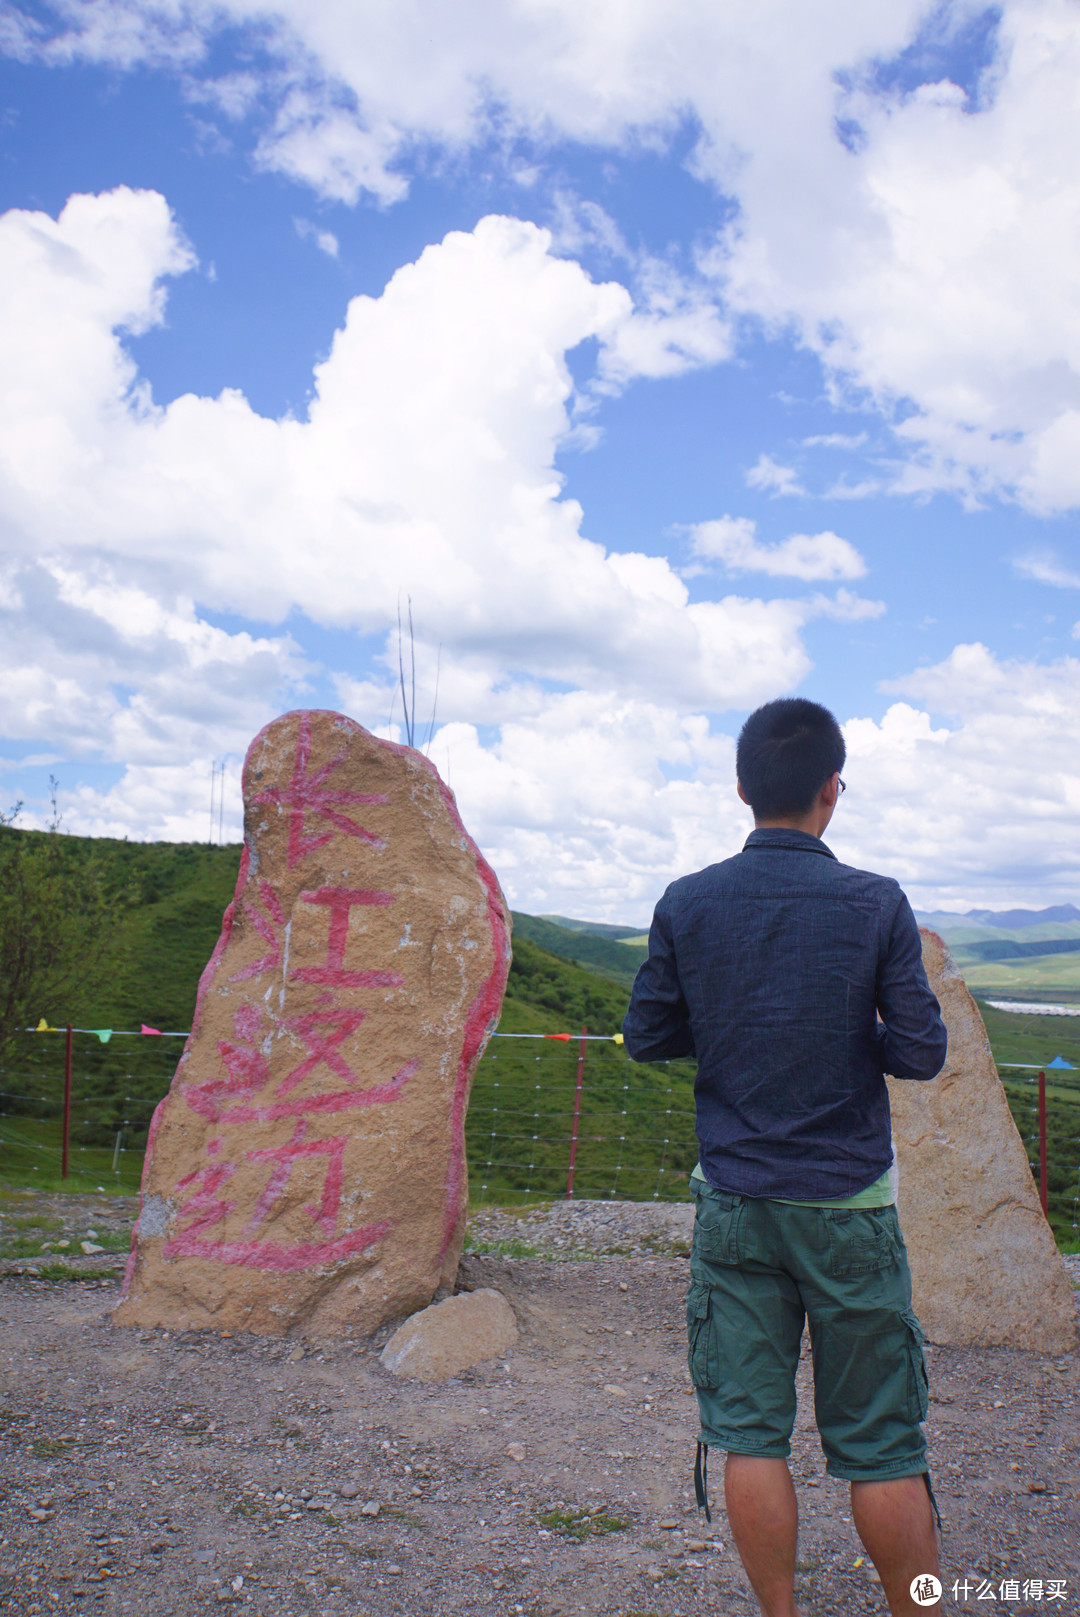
[1,1190,1079,1617]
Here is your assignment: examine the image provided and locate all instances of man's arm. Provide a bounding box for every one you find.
[876,894,948,1081]
[622,901,696,1062]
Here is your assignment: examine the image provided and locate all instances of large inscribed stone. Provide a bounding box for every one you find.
[114,710,511,1338]
[889,930,1077,1353]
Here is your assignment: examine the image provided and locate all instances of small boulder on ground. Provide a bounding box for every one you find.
[380,1287,518,1381]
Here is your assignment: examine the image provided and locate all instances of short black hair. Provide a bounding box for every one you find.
[736,698,846,819]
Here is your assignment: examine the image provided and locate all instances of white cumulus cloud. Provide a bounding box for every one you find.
[293,216,339,257]
[690,516,867,581]
[14,0,1080,509]
[0,187,839,721]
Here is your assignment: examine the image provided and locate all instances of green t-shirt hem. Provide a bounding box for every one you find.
[690,1163,895,1209]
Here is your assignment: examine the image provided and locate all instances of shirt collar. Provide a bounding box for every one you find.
[743,827,837,861]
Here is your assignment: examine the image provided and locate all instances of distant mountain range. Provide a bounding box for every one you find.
[916,903,1080,930]
[527,901,1080,995]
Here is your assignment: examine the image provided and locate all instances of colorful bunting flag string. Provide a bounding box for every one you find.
[27,1024,187,1039]
[26,1022,625,1042]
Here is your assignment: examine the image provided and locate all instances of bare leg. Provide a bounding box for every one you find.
[724,1454,802,1617]
[851,1475,940,1615]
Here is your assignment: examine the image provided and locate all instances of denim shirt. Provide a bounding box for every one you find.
[622,828,948,1199]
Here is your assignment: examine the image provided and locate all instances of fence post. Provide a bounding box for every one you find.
[62,1024,73,1180]
[566,1026,587,1199]
[1038,1069,1048,1216]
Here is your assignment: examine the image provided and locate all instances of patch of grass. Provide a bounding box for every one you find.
[639,1233,691,1256]
[32,1437,78,1459]
[87,1230,132,1251]
[382,1506,424,1529]
[537,1507,630,1540]
[10,1215,64,1231]
[463,1236,543,1259]
[28,1262,117,1282]
[33,1261,81,1281]
[0,1237,52,1258]
[228,1496,262,1519]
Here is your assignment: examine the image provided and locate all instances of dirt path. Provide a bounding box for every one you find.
[1,1191,1079,1617]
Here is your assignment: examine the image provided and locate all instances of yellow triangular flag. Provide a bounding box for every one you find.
[611,1032,624,1044]
[35,1017,51,1033]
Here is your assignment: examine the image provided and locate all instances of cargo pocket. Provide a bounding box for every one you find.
[824,1208,900,1277]
[693,1189,744,1266]
[901,1307,930,1423]
[687,1282,721,1390]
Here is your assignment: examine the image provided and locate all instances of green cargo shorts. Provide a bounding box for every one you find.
[688,1181,929,1482]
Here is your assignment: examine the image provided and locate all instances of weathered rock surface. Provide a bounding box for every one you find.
[113,709,510,1338]
[379,1287,519,1381]
[889,930,1077,1352]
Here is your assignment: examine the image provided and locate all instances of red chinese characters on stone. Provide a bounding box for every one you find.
[163,1148,391,1271]
[290,887,400,989]
[227,882,285,984]
[172,723,414,1271]
[250,710,389,868]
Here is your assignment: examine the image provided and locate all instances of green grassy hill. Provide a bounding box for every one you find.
[0,833,697,1207]
[1,834,1077,1242]
[510,911,647,991]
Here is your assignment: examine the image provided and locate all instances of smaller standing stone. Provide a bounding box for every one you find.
[380,1288,518,1381]
[888,930,1077,1352]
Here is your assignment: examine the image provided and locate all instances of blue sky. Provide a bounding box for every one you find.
[2,1,1080,920]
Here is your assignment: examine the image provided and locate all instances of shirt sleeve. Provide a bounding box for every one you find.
[876,893,948,1081]
[622,898,696,1062]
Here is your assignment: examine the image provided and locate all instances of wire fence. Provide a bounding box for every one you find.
[0,1036,177,1193]
[468,1035,696,1204]
[2,1033,1078,1240]
[0,1032,699,1205]
[999,1064,1080,1243]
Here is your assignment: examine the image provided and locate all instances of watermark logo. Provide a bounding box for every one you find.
[911,1574,943,1606]
[951,1576,1069,1603]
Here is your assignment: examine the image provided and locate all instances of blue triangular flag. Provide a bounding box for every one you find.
[1046,1054,1075,1069]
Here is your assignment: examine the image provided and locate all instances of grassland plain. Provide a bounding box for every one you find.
[0,834,1077,1245]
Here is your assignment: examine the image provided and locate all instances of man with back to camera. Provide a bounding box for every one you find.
[623,698,948,1617]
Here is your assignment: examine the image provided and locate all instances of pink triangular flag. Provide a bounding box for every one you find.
[141,1023,162,1036]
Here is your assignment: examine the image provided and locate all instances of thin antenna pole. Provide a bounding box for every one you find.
[209,762,217,845]
[408,596,416,751]
[396,600,411,747]
[218,760,225,845]
[425,644,442,752]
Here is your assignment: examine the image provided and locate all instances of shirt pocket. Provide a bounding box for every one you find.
[692,1189,744,1267]
[686,1282,721,1390]
[824,1207,900,1278]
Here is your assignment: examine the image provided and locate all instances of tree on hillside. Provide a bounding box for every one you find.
[0,789,119,1058]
